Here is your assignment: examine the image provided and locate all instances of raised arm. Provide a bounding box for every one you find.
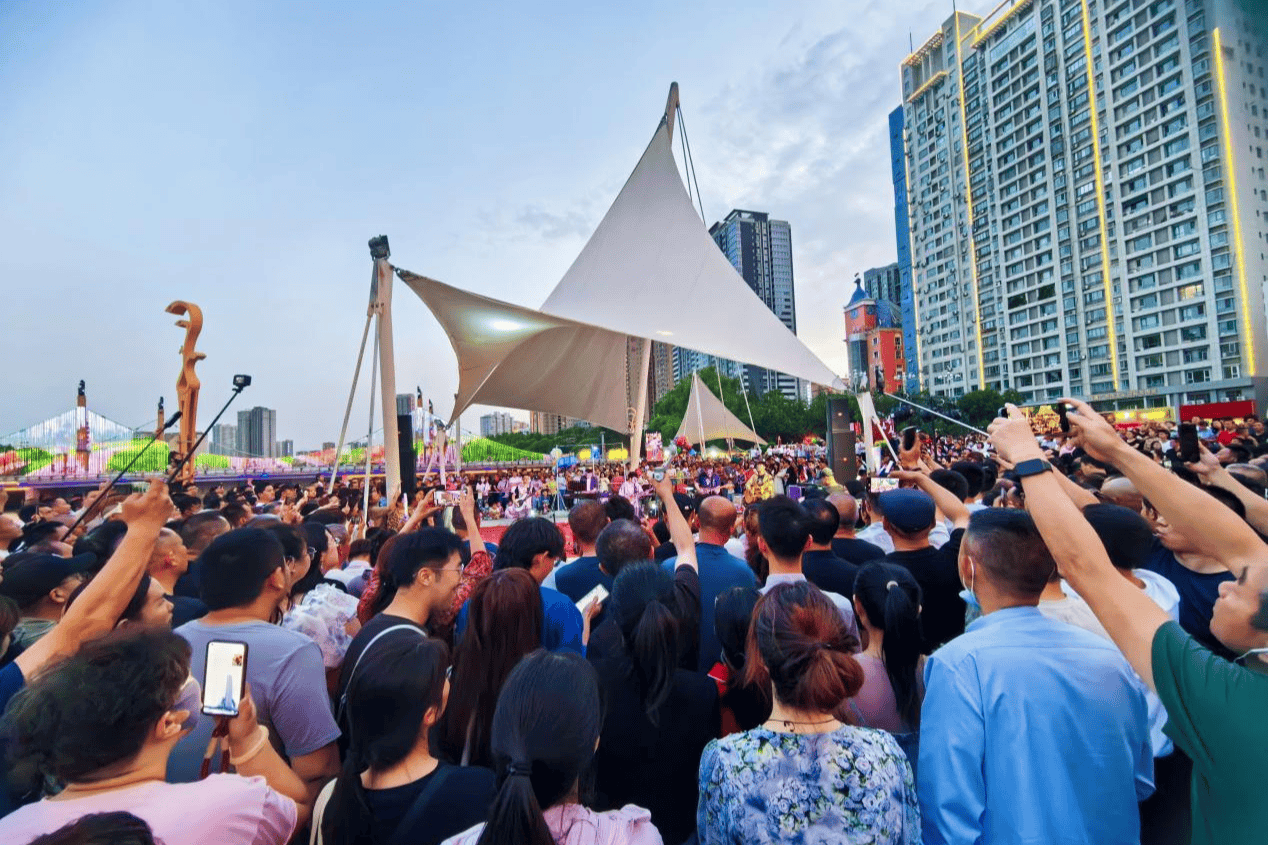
[990,406,1170,689]
[456,489,486,558]
[1062,397,1267,575]
[651,472,696,572]
[1183,444,1268,536]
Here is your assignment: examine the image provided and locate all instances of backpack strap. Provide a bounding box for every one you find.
[385,764,455,845]
[337,623,423,723]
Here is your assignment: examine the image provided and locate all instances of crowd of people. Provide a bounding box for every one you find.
[0,400,1263,844]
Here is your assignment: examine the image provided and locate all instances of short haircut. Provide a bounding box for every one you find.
[596,519,653,578]
[179,511,230,556]
[384,528,464,589]
[493,518,565,571]
[1081,503,1154,571]
[604,495,636,523]
[802,499,840,545]
[348,538,373,559]
[756,495,810,560]
[220,502,250,526]
[568,501,609,546]
[950,462,985,498]
[304,508,348,526]
[929,469,969,504]
[198,528,286,610]
[651,520,671,544]
[964,509,1055,599]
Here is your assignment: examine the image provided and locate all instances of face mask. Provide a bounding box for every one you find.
[1235,646,1268,665]
[960,558,983,621]
[172,675,202,735]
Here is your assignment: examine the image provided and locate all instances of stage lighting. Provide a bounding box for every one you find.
[368,235,391,260]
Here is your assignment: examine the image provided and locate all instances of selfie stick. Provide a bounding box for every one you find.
[166,380,250,485]
[882,393,990,437]
[63,410,184,537]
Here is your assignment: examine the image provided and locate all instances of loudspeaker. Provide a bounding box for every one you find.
[826,397,858,484]
[397,414,417,498]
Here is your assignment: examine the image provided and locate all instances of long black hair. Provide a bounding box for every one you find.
[853,562,924,729]
[476,650,601,845]
[322,637,449,845]
[713,586,770,730]
[609,562,679,726]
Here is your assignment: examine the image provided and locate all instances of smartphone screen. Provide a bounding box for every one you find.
[202,640,248,717]
[1178,423,1200,464]
[575,583,609,614]
[870,477,899,494]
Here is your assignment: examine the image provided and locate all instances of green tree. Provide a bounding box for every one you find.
[956,388,1025,430]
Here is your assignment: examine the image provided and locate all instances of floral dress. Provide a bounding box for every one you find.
[696,725,918,845]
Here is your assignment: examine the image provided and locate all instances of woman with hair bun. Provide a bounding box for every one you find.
[696,581,919,845]
[441,650,661,845]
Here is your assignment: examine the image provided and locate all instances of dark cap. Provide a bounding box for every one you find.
[879,489,937,534]
[0,552,96,607]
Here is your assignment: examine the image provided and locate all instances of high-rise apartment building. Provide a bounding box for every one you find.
[529,411,584,436]
[236,407,277,458]
[276,440,294,458]
[890,104,923,392]
[864,263,904,305]
[706,209,804,401]
[210,424,237,456]
[479,412,514,437]
[900,0,1268,410]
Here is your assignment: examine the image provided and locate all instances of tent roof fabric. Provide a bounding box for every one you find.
[397,270,635,432]
[542,118,842,391]
[674,372,766,446]
[399,86,842,429]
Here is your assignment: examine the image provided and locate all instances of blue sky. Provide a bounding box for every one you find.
[1,0,946,448]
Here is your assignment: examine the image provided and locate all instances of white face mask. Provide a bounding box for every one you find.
[959,558,982,614]
[1235,646,1268,665]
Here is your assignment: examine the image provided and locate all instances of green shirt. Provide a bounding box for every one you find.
[1151,620,1268,845]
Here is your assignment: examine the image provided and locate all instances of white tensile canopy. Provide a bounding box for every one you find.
[675,371,766,446]
[397,83,842,451]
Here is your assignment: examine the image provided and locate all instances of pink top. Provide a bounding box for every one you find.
[850,653,907,733]
[0,774,296,845]
[442,803,662,845]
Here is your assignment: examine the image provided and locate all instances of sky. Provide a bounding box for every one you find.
[0,0,951,449]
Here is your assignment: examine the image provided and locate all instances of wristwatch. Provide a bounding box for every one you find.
[1013,458,1054,478]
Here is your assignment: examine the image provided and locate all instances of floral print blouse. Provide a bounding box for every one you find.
[696,725,919,845]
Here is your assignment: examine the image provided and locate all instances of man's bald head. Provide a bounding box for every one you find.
[827,493,858,534]
[697,496,737,542]
[1099,476,1144,514]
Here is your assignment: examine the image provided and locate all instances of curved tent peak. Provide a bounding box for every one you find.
[540,86,843,392]
[675,371,766,446]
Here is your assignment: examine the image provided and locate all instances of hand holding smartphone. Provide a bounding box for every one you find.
[870,477,899,494]
[202,641,248,717]
[1178,423,1201,465]
[575,583,609,615]
[434,490,462,507]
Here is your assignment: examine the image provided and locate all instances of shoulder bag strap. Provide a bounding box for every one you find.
[385,764,455,845]
[337,623,423,723]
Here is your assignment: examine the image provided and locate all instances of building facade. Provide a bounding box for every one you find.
[210,424,237,456]
[900,0,1268,410]
[236,407,277,458]
[845,280,909,394]
[479,412,514,438]
[276,440,294,458]
[529,411,584,436]
[889,105,923,392]
[864,263,904,305]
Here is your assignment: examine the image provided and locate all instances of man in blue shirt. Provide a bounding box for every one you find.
[918,507,1153,845]
[546,500,609,601]
[664,495,755,672]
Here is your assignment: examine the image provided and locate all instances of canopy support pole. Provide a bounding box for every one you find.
[628,337,652,470]
[371,257,402,498]
[694,374,706,449]
[740,373,758,441]
[329,312,373,489]
[362,330,380,519]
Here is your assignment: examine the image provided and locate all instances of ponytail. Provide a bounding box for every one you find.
[475,765,555,845]
[322,751,375,845]
[630,598,678,726]
[880,580,923,729]
[367,566,397,618]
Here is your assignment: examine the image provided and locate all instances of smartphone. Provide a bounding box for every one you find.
[1057,403,1071,433]
[202,640,248,717]
[1178,423,1201,464]
[870,477,900,494]
[434,490,462,507]
[901,427,919,451]
[575,583,609,614]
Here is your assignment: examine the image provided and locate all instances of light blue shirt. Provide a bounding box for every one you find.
[918,606,1153,845]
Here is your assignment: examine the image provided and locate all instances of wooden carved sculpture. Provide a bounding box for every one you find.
[166,301,205,484]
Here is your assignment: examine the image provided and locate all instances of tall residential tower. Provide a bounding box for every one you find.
[900,0,1268,410]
